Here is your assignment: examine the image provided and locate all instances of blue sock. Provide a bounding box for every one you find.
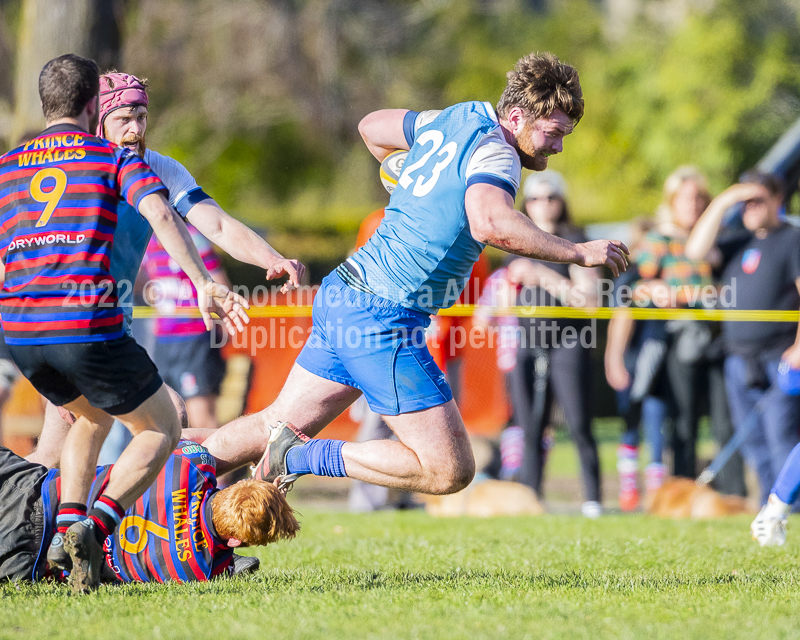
[773,442,800,505]
[286,439,347,478]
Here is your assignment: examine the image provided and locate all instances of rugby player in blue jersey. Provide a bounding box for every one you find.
[27,71,305,468]
[200,52,629,497]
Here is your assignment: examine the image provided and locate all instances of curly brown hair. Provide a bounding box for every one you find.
[212,479,300,546]
[496,52,584,124]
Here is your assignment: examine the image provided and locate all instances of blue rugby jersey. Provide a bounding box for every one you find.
[0,124,166,345]
[111,149,210,330]
[347,102,521,314]
[37,440,232,583]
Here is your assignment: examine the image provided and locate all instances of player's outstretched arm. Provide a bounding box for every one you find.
[465,182,629,277]
[138,193,250,335]
[358,109,411,161]
[186,200,305,293]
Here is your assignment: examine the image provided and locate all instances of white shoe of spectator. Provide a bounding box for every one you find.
[751,494,790,547]
[581,501,602,519]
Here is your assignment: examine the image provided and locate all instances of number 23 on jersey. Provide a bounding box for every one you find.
[398,130,458,197]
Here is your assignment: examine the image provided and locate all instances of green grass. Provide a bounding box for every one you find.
[3,511,800,639]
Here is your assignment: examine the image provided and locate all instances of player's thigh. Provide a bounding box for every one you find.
[270,363,362,437]
[114,383,181,439]
[381,399,474,475]
[63,395,115,431]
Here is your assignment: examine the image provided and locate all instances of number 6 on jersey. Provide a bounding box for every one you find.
[31,167,68,227]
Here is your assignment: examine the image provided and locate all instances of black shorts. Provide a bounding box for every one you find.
[0,328,20,392]
[0,446,48,581]
[154,332,225,399]
[8,335,163,415]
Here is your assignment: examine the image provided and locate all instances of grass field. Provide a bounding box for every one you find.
[3,510,800,640]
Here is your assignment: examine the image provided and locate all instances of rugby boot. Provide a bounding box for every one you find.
[253,421,309,490]
[46,532,72,573]
[231,554,261,576]
[63,519,104,594]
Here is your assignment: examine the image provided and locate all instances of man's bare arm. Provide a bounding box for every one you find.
[605,310,635,391]
[685,183,764,261]
[465,183,629,276]
[138,193,249,334]
[187,199,305,291]
[358,109,410,161]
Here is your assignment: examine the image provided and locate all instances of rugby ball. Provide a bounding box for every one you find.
[379,149,408,194]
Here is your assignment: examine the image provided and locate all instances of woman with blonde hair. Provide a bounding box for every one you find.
[633,166,743,497]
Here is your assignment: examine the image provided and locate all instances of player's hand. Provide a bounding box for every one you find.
[576,240,629,278]
[197,279,251,336]
[266,258,305,293]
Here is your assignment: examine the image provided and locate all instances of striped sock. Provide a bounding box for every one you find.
[88,495,125,544]
[56,503,87,534]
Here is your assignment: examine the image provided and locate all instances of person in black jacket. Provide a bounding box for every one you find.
[505,171,603,518]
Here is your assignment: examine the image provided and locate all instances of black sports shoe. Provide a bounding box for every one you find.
[63,519,104,594]
[231,554,260,576]
[253,422,309,489]
[46,532,72,573]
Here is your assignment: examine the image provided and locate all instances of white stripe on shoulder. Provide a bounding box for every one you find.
[482,102,498,122]
[414,110,442,135]
[465,129,521,192]
[142,149,200,209]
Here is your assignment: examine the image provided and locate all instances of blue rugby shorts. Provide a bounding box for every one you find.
[295,271,453,415]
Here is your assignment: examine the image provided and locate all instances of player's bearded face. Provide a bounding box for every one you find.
[103,105,148,156]
[513,111,572,172]
[514,119,549,171]
[120,131,146,155]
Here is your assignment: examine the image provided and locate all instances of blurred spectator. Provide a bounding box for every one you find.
[686,171,800,504]
[605,217,670,510]
[475,266,525,480]
[142,224,228,431]
[635,166,740,494]
[505,171,603,518]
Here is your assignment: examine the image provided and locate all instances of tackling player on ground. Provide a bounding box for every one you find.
[198,52,628,496]
[0,439,298,583]
[0,54,249,593]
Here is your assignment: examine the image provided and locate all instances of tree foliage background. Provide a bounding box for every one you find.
[1,0,799,276]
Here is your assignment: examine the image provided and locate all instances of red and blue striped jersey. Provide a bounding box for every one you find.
[38,440,233,584]
[142,224,222,340]
[0,124,166,345]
